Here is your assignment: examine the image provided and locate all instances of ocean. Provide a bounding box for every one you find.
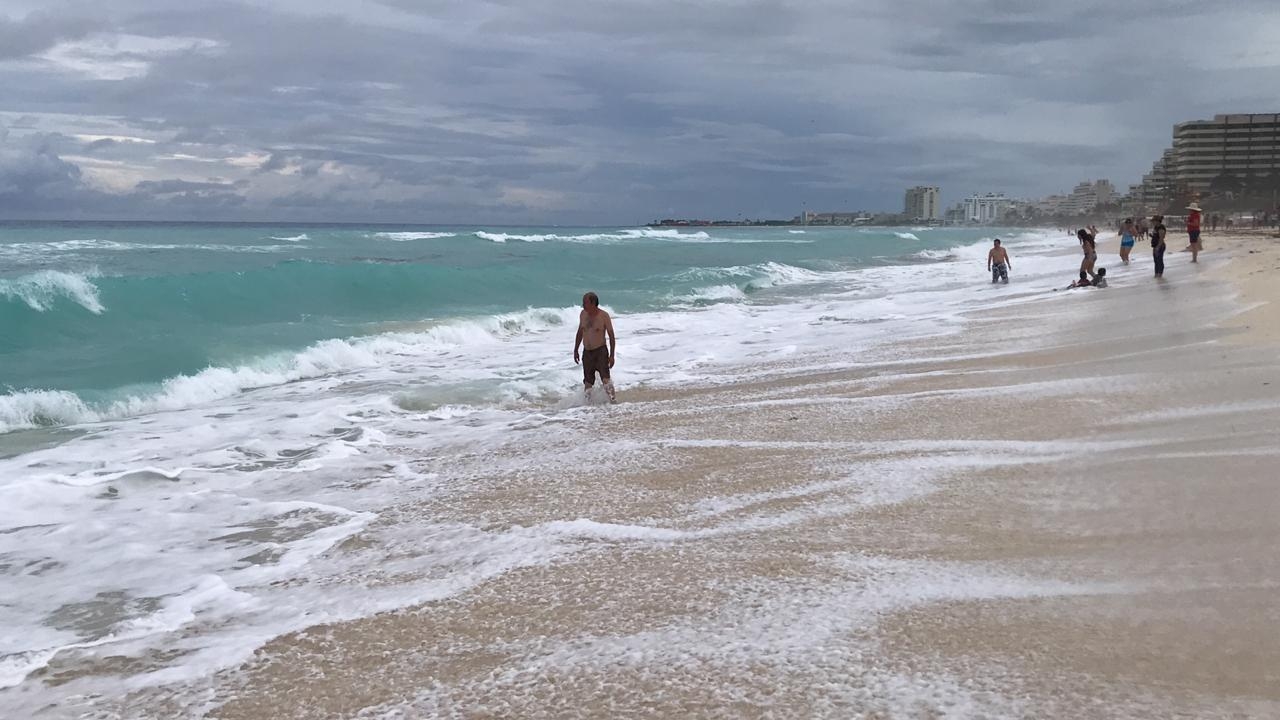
[0,222,1079,715]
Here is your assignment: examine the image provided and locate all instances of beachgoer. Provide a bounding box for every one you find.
[1077,226,1098,278]
[573,291,616,402]
[1186,202,1203,261]
[1210,213,1219,232]
[1118,218,1136,264]
[1150,214,1167,278]
[1137,218,1148,242]
[987,238,1011,284]
[1066,267,1108,289]
[1067,270,1091,289]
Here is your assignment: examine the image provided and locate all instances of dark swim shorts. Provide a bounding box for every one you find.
[582,345,611,384]
[1189,230,1201,243]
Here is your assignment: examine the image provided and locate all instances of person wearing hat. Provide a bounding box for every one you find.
[1186,201,1203,262]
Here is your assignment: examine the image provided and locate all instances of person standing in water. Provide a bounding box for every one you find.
[1077,226,1098,279]
[1151,214,1168,278]
[573,291,616,402]
[1118,218,1136,264]
[1186,201,1204,261]
[987,238,1011,283]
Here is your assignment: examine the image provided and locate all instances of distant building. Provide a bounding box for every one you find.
[1059,179,1116,215]
[1174,113,1280,193]
[963,193,1013,223]
[1131,113,1280,211]
[903,186,941,221]
[798,212,871,225]
[1035,194,1068,215]
[1126,148,1177,213]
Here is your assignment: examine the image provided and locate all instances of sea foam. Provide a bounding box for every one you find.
[0,270,105,314]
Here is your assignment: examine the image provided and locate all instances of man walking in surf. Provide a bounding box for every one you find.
[573,291,616,402]
[987,238,1011,284]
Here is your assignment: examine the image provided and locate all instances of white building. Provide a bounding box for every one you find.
[903,186,941,221]
[963,193,1013,223]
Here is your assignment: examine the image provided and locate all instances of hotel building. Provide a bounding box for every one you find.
[1129,113,1280,210]
[903,186,941,221]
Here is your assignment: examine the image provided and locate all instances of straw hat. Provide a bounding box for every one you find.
[1186,202,1202,212]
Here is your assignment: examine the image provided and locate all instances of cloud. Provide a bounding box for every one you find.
[0,10,103,61]
[0,133,88,206]
[133,178,243,195]
[1,0,1279,222]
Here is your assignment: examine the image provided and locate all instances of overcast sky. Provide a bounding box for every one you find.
[1,1,1278,224]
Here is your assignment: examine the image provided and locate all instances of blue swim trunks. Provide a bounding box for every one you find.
[1120,233,1135,248]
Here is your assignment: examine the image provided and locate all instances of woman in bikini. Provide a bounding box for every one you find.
[1077,226,1098,279]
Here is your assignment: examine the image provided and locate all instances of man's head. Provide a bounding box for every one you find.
[993,238,1001,246]
[582,291,600,309]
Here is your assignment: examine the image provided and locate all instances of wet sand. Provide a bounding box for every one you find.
[63,231,1280,718]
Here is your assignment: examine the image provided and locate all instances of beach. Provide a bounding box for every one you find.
[3,226,1279,718]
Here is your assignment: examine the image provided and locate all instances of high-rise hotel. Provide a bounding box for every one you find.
[1129,113,1280,210]
[903,186,940,221]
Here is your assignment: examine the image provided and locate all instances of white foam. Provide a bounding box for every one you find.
[364,554,1120,718]
[0,389,100,433]
[0,227,1123,714]
[0,306,579,432]
[0,239,301,262]
[268,233,309,241]
[475,228,719,244]
[0,269,105,314]
[675,284,748,304]
[669,262,826,293]
[371,231,456,241]
[894,232,920,240]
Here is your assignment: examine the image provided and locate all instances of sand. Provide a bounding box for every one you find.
[57,230,1280,718]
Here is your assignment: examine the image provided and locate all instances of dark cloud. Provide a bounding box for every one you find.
[0,135,86,205]
[256,152,290,174]
[133,178,241,194]
[0,10,104,60]
[0,0,1278,222]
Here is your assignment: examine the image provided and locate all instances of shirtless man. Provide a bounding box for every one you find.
[987,238,1011,283]
[573,291,616,402]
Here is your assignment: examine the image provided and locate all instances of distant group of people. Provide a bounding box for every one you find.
[582,203,1218,403]
[987,202,1208,290]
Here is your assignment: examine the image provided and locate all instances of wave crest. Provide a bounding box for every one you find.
[0,307,577,433]
[475,228,712,243]
[371,232,456,241]
[0,270,105,314]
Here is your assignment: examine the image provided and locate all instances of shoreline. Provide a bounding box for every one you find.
[12,228,1280,718]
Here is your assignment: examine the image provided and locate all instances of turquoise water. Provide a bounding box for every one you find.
[1,222,1006,426]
